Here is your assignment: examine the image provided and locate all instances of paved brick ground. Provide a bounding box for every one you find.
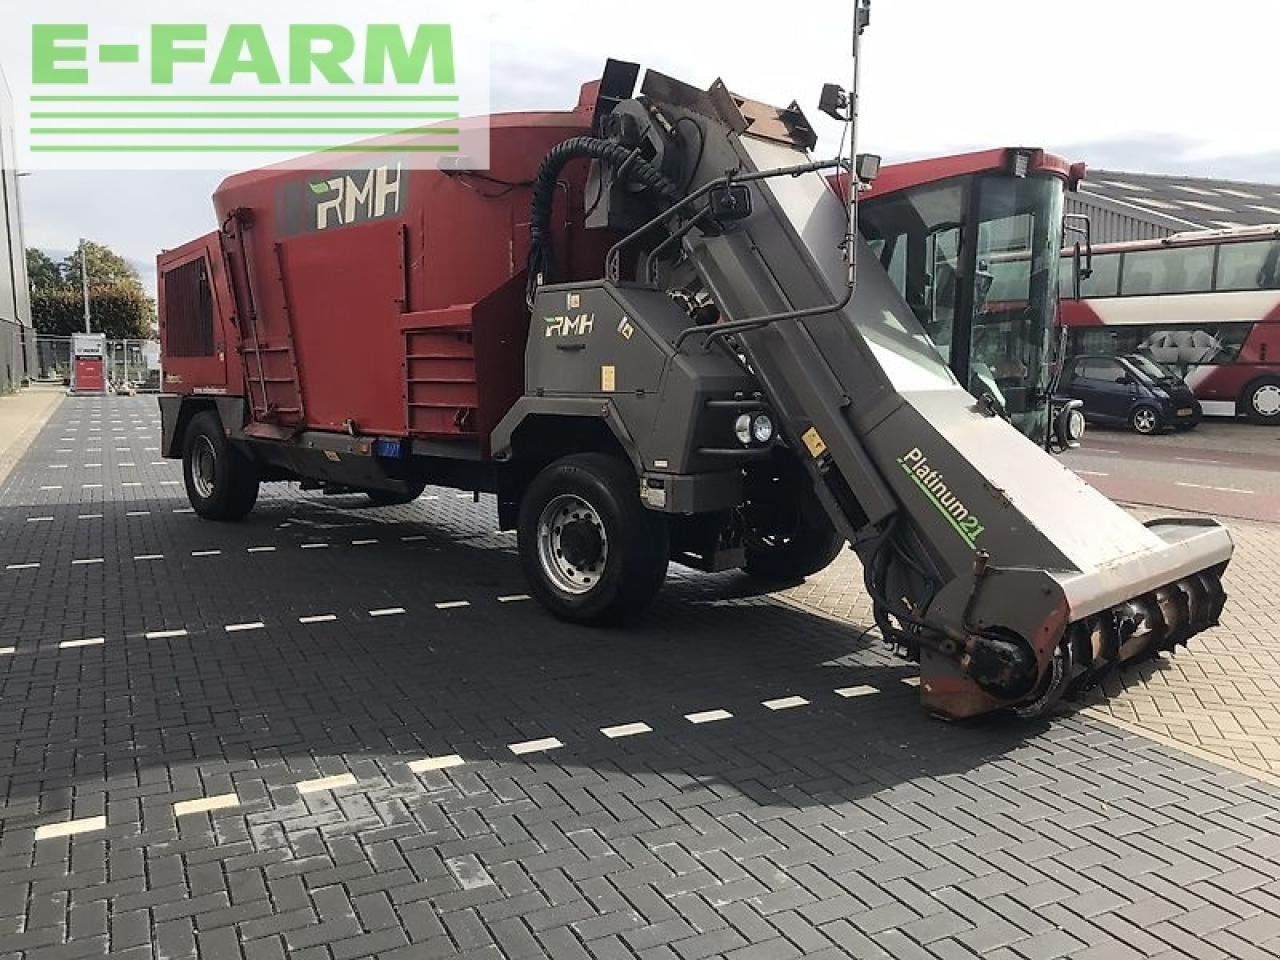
[4,395,1280,959]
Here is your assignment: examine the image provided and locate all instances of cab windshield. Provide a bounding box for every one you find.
[861,171,1065,443]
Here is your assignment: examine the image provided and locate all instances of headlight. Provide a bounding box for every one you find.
[734,414,752,445]
[751,414,774,444]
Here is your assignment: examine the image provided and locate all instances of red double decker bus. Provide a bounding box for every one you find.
[1057,225,1280,423]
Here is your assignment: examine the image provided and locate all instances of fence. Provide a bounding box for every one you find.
[33,335,163,392]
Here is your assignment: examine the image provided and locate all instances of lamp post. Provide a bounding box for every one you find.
[79,238,91,334]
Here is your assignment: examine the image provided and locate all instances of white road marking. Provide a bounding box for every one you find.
[146,628,187,640]
[400,535,428,541]
[1176,481,1255,495]
[498,594,531,603]
[82,483,103,490]
[435,600,470,610]
[60,637,105,649]
[40,485,62,491]
[1074,470,1109,478]
[174,508,195,514]
[85,463,101,468]
[407,754,465,774]
[72,558,104,566]
[300,542,328,549]
[119,462,135,468]
[122,482,142,487]
[34,816,107,841]
[601,722,651,739]
[1175,456,1224,465]
[455,493,473,499]
[0,647,14,656]
[299,614,337,624]
[48,464,67,470]
[150,461,167,466]
[351,538,378,546]
[78,513,104,520]
[55,449,72,453]
[762,695,810,711]
[160,480,180,486]
[134,554,164,562]
[835,685,879,698]
[509,737,563,756]
[224,621,265,633]
[26,517,53,523]
[902,676,921,687]
[685,709,732,724]
[247,546,276,553]
[191,550,221,557]
[145,447,159,452]
[295,773,357,794]
[126,511,150,517]
[422,495,439,500]
[173,793,239,817]
[369,607,405,617]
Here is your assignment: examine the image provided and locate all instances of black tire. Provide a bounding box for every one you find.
[1242,378,1280,424]
[517,453,669,624]
[741,462,844,582]
[181,410,260,521]
[364,481,426,507]
[1129,404,1162,435]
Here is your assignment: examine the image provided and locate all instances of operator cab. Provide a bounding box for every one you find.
[849,148,1085,445]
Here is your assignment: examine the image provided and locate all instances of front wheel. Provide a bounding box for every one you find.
[1129,405,1162,435]
[1243,378,1280,424]
[517,454,669,624]
[182,410,260,521]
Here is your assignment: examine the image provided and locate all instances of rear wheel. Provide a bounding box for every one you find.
[1242,378,1280,424]
[1129,405,1161,435]
[182,410,259,521]
[741,460,844,582]
[518,453,669,624]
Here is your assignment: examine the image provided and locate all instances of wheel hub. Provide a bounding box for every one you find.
[191,435,217,499]
[559,518,603,570]
[536,494,609,595]
[1254,384,1280,417]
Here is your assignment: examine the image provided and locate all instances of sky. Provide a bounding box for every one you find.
[10,0,1279,295]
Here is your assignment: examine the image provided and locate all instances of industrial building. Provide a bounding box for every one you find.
[0,66,33,394]
[1066,169,1280,244]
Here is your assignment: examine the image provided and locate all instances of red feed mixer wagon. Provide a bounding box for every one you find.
[157,58,1231,720]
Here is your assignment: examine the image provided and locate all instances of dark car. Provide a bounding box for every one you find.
[1058,354,1202,434]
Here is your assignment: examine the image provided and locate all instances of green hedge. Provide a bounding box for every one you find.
[32,286,155,339]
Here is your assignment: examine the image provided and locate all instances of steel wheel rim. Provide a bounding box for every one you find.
[536,494,608,595]
[192,435,217,499]
[1133,409,1156,433]
[1253,384,1280,417]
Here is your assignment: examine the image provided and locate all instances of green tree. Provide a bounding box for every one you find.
[59,240,146,298]
[25,248,65,290]
[28,240,156,337]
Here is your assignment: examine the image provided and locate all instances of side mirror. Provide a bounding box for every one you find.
[1116,375,1134,385]
[707,184,752,223]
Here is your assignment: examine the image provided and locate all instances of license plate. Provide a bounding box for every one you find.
[1177,407,1194,416]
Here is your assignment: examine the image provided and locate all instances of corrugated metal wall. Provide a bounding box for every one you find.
[0,66,33,393]
[1065,193,1180,245]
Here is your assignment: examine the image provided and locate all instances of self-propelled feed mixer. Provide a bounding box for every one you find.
[156,60,1232,719]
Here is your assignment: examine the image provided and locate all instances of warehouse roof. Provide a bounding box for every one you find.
[1078,169,1280,231]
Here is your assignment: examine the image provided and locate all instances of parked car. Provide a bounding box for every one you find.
[1057,354,1202,434]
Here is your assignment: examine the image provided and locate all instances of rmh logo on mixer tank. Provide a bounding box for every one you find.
[308,165,404,231]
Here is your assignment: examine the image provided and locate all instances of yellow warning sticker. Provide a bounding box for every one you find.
[801,427,827,458]
[601,365,616,392]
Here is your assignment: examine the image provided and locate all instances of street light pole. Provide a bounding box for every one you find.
[79,238,91,334]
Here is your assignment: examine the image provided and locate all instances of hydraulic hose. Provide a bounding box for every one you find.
[526,136,682,306]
